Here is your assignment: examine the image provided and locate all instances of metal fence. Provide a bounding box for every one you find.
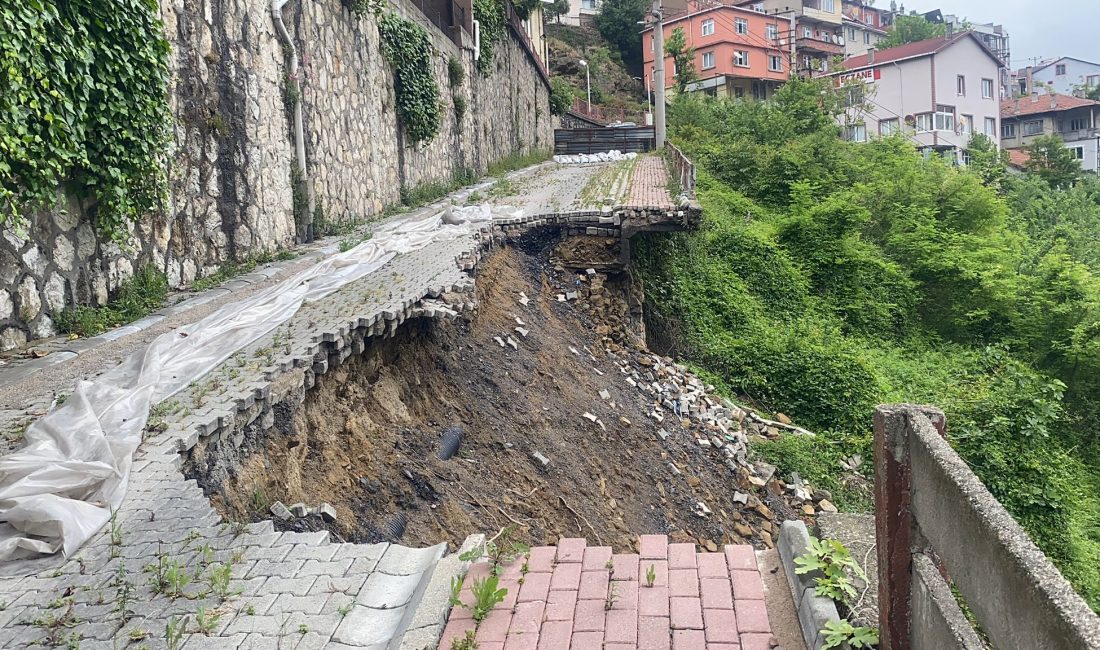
[553,127,656,155]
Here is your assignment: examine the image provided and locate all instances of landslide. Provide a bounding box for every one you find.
[192,234,802,552]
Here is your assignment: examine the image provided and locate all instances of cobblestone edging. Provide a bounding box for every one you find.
[778,520,841,650]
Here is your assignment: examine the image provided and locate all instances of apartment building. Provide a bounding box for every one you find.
[641,2,789,100]
[1001,94,1100,172]
[737,0,846,77]
[831,32,1003,164]
[841,0,887,57]
[1016,57,1100,97]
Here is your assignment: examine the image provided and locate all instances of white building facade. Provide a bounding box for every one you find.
[1018,57,1100,97]
[833,32,1004,164]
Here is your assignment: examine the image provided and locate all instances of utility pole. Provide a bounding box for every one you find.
[652,0,666,149]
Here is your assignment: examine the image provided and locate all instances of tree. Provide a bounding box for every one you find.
[543,0,569,23]
[664,27,697,93]
[595,0,649,75]
[877,14,947,49]
[966,133,1009,190]
[1025,135,1083,189]
[549,77,575,115]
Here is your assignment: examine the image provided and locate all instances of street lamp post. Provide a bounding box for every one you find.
[578,59,592,110]
[634,75,653,126]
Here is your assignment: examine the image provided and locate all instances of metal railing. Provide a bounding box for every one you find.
[665,142,696,199]
[568,98,645,126]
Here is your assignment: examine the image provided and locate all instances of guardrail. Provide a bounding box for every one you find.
[873,405,1100,649]
[665,142,696,199]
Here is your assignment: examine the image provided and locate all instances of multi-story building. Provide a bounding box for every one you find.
[841,15,886,57]
[557,0,600,27]
[831,31,1004,164]
[1015,57,1100,97]
[1000,93,1100,172]
[641,2,789,100]
[738,0,846,77]
[921,10,1010,96]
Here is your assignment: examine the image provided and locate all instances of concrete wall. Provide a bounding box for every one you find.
[874,405,1100,650]
[0,0,551,351]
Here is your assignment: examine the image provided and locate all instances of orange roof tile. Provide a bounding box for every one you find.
[1000,93,1100,118]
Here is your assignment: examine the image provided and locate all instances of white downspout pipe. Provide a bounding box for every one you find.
[271,0,313,241]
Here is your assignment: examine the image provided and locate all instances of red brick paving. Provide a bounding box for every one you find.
[625,156,676,209]
[439,535,776,650]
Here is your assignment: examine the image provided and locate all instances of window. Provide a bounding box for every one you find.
[580,0,596,8]
[734,86,745,98]
[957,75,966,96]
[847,27,856,40]
[803,27,812,38]
[734,50,749,67]
[843,84,864,108]
[702,19,715,36]
[768,55,783,72]
[981,78,994,99]
[916,113,934,132]
[864,31,871,44]
[879,118,900,135]
[1088,75,1100,87]
[736,18,748,34]
[961,114,974,135]
[1001,122,1016,138]
[1056,64,1067,75]
[984,117,997,136]
[843,124,867,142]
[934,105,955,131]
[1071,146,1085,160]
[1069,118,1089,131]
[701,51,715,70]
[766,24,778,40]
[1022,120,1044,136]
[821,0,835,11]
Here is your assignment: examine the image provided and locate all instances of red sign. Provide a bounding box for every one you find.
[837,68,881,85]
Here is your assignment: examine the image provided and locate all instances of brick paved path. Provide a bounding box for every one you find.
[624,156,675,210]
[440,535,775,650]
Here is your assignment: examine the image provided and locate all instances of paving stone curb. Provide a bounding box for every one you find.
[778,520,841,650]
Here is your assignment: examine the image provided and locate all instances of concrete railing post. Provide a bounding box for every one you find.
[873,405,946,650]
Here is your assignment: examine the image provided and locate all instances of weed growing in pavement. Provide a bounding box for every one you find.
[245,605,256,615]
[30,597,79,646]
[604,583,618,611]
[467,575,508,622]
[459,525,530,576]
[822,619,879,649]
[55,266,169,338]
[338,603,354,618]
[108,509,123,558]
[208,563,234,601]
[298,623,309,634]
[794,537,867,606]
[195,606,220,635]
[147,554,191,598]
[112,565,134,622]
[450,630,478,650]
[645,564,656,587]
[448,575,465,608]
[165,615,186,650]
[128,627,149,641]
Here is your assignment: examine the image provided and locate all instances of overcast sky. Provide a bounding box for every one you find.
[901,0,1100,67]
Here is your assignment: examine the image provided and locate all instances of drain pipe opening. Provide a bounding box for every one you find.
[271,0,314,242]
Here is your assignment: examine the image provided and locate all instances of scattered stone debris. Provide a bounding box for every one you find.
[515,327,529,338]
[507,337,519,350]
[493,336,505,348]
[270,501,293,521]
[318,502,337,523]
[531,450,550,468]
[289,502,310,517]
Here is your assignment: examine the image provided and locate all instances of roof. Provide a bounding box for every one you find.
[842,15,887,35]
[1000,93,1100,118]
[1031,56,1100,74]
[840,31,1002,72]
[1006,149,1030,169]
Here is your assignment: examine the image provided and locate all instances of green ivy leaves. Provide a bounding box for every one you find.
[378,14,441,145]
[0,0,170,240]
[473,0,505,76]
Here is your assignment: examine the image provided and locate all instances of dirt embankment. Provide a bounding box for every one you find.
[188,236,797,553]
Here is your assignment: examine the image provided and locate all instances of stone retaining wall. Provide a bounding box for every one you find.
[0,0,551,351]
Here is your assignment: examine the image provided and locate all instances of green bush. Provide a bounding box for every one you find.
[640,76,1100,610]
[56,265,168,337]
[378,14,440,144]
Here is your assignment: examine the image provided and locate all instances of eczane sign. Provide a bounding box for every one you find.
[837,68,881,85]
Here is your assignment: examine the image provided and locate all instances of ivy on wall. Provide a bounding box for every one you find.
[473,0,506,76]
[378,13,441,144]
[0,0,171,240]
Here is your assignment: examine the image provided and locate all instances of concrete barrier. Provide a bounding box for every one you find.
[874,404,1100,650]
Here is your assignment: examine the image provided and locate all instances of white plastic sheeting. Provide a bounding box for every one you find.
[553,150,638,165]
[0,204,512,570]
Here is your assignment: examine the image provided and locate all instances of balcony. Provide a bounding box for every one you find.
[796,36,844,56]
[801,6,843,25]
[1059,128,1100,143]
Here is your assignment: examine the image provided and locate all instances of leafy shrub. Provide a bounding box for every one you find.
[378,14,440,144]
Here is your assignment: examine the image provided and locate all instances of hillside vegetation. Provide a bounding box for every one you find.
[546,23,647,117]
[635,77,1100,610]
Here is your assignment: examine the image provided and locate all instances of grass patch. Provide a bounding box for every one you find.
[55,266,168,338]
[487,148,552,177]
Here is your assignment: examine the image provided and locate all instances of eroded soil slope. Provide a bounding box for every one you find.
[189,238,792,552]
